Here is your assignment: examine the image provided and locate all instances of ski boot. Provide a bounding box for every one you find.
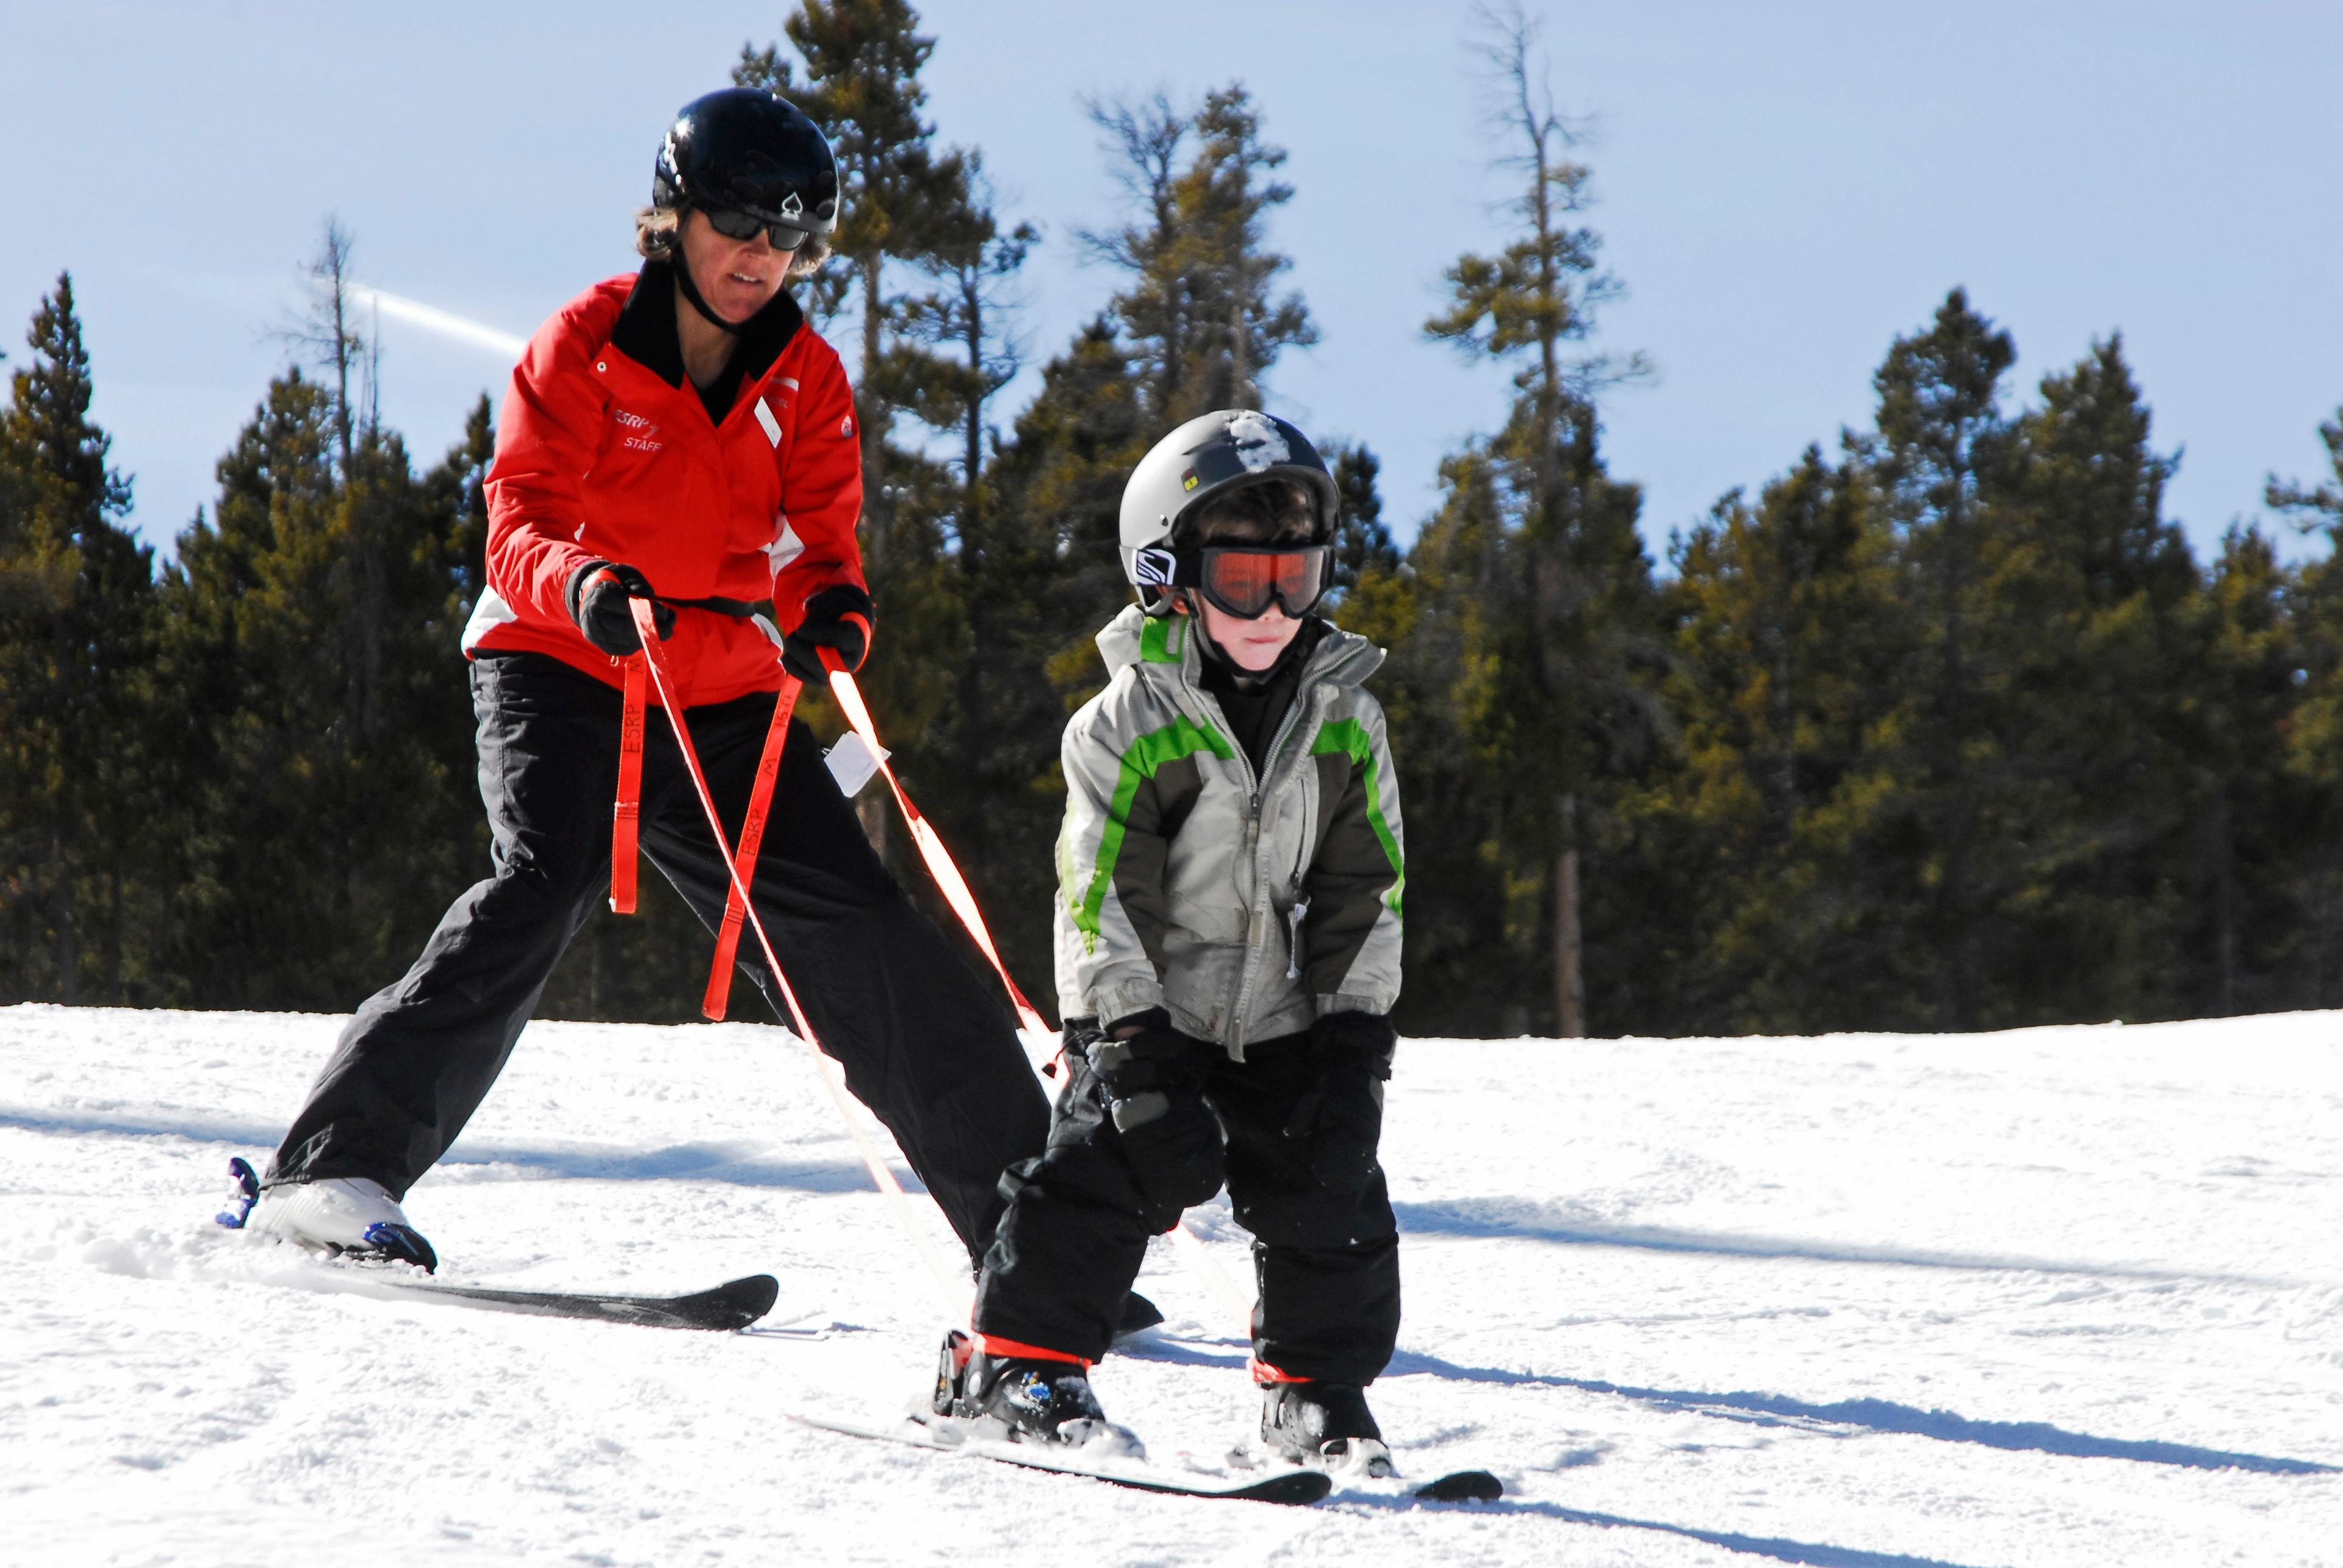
[220,1157,437,1272]
[1261,1379,1394,1477]
[933,1329,1140,1455]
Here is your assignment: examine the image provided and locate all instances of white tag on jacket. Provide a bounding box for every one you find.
[754,397,783,448]
[824,731,890,797]
[765,519,804,574]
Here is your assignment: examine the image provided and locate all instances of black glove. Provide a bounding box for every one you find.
[1283,1011,1396,1190]
[567,562,674,658]
[1087,1009,1224,1212]
[782,583,874,686]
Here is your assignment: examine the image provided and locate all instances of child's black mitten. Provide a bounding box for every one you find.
[1088,1009,1224,1212]
[1284,1011,1397,1190]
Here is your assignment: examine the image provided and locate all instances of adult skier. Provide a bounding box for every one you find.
[932,411,1410,1472]
[234,88,1049,1273]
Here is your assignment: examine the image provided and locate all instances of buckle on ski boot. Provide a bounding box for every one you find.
[933,1329,976,1417]
[217,1156,261,1229]
[943,1334,1139,1456]
[1261,1379,1393,1476]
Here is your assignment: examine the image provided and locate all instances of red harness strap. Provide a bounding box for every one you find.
[622,598,967,1315]
[701,676,800,1020]
[609,654,649,915]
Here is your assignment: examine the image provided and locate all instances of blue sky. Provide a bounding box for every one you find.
[4,0,2337,566]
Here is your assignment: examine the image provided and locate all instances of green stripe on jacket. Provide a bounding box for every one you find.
[1068,713,1236,954]
[1309,717,1405,920]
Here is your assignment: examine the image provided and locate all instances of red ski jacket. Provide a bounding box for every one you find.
[464,262,865,708]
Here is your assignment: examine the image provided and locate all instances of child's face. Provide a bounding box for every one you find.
[1187,594,1304,672]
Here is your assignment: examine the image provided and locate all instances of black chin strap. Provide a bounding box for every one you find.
[672,257,744,336]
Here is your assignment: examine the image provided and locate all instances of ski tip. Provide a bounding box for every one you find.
[361,1221,439,1275]
[665,1274,781,1329]
[1414,1469,1503,1503]
[724,1274,782,1321]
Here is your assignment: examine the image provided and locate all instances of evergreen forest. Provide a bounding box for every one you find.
[7,1,2343,1040]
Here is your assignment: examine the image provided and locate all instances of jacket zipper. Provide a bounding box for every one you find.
[1225,682,1321,1052]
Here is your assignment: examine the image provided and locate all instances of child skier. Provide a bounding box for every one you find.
[933,409,1409,1473]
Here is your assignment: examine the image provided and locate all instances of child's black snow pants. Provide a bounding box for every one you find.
[267,650,1049,1263]
[972,1026,1400,1384]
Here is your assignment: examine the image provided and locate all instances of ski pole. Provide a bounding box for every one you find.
[1167,1220,1254,1329]
[626,600,968,1320]
[817,652,1257,1336]
[824,660,1056,1064]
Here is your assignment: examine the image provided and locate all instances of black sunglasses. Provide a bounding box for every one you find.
[702,208,813,251]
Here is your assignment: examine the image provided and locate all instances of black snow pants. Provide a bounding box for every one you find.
[972,1026,1400,1384]
[268,650,1050,1262]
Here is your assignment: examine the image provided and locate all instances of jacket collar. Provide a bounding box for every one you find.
[609,257,803,394]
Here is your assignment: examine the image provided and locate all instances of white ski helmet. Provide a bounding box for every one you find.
[1119,409,1340,614]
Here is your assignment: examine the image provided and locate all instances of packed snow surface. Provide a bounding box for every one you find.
[4,1002,2341,1566]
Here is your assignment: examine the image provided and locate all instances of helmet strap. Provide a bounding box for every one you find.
[671,253,746,336]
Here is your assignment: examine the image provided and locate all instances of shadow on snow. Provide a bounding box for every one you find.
[0,1106,879,1196]
[1386,1349,2336,1476]
[1392,1198,2290,1285]
[1344,1491,1998,1568]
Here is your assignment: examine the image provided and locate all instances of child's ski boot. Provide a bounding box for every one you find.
[934,1329,1140,1455]
[1261,1379,1393,1476]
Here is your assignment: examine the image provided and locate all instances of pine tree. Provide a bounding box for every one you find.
[1812,311,2222,1030]
[1851,287,2023,1027]
[736,1,987,577]
[908,185,1056,947]
[2266,406,2343,1006]
[1418,8,1662,1036]
[2193,527,2308,1014]
[277,218,372,478]
[1001,81,1316,613]
[929,319,1149,979]
[150,368,497,1010]
[2266,406,2343,536]
[1992,337,2206,1022]
[738,3,1004,888]
[1081,86,1314,422]
[0,273,154,1004]
[1325,442,1398,598]
[1650,448,1901,1030]
[965,85,1322,985]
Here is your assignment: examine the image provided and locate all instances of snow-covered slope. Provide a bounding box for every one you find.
[4,1002,2339,1566]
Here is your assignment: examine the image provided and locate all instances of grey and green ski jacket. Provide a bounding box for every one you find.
[1053,605,1406,1057]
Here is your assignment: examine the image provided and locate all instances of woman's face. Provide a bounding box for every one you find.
[677,209,792,324]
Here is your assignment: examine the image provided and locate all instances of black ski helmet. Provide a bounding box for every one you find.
[653,88,840,240]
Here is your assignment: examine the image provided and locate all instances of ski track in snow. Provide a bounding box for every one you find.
[3,1002,2341,1566]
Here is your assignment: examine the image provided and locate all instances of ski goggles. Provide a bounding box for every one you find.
[704,207,815,251]
[1136,545,1330,619]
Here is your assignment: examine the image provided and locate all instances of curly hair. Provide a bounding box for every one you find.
[634,206,830,281]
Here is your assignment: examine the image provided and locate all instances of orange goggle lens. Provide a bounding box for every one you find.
[1196,547,1328,619]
